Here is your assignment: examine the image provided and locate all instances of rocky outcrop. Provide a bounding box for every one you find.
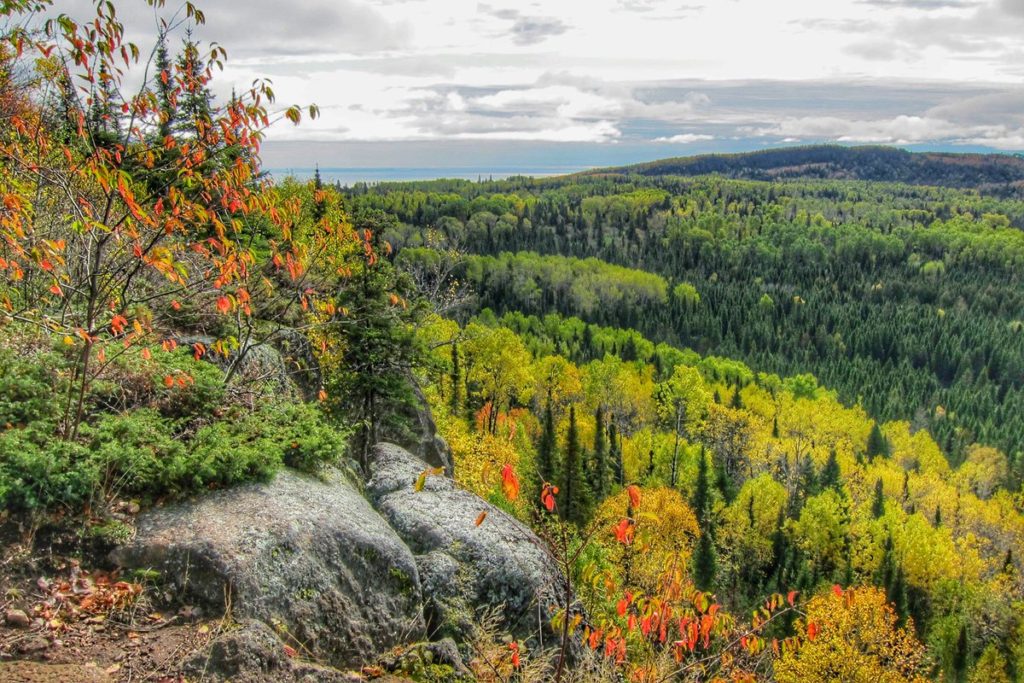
[112,469,425,668]
[366,443,567,646]
[182,620,358,682]
[111,442,577,674]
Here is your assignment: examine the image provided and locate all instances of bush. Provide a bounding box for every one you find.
[83,409,189,498]
[0,424,98,511]
[0,349,62,426]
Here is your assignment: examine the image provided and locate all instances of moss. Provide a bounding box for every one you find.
[86,519,133,545]
[389,566,415,596]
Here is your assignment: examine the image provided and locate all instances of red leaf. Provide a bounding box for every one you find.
[540,482,558,512]
[110,314,128,336]
[613,518,635,545]
[216,296,231,314]
[787,590,798,606]
[163,375,175,388]
[831,584,843,598]
[626,484,642,509]
[474,511,487,527]
[807,621,819,642]
[501,464,520,502]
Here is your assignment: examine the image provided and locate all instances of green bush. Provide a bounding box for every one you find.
[83,409,189,497]
[0,349,62,426]
[0,424,98,510]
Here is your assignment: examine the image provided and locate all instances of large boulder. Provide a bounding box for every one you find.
[111,469,426,668]
[365,443,568,647]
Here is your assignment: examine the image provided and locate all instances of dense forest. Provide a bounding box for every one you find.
[586,145,1024,192]
[2,0,1024,681]
[349,175,1024,468]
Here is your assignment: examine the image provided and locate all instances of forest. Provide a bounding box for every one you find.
[0,0,1023,681]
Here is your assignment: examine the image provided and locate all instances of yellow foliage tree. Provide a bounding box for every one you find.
[775,586,928,683]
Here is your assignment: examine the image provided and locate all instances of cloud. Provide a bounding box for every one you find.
[509,16,569,45]
[856,0,977,8]
[478,5,569,45]
[654,133,714,143]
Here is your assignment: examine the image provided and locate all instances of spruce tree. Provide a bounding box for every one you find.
[730,386,744,409]
[449,341,461,413]
[820,448,841,491]
[692,447,716,590]
[561,405,590,525]
[871,478,886,519]
[537,400,557,486]
[590,406,608,500]
[609,420,623,486]
[867,423,889,458]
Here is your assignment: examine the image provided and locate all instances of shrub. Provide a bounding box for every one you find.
[0,349,62,427]
[0,424,98,511]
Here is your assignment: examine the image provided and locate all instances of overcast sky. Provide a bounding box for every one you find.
[66,0,1024,170]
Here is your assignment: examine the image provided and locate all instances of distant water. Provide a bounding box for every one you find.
[266,166,592,185]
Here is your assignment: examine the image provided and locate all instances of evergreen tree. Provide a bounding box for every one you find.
[174,34,214,139]
[312,165,327,223]
[871,478,886,519]
[590,406,609,500]
[609,419,623,486]
[730,386,744,409]
[692,447,716,590]
[561,405,590,525]
[820,448,841,491]
[867,423,889,458]
[449,341,461,413]
[536,399,557,485]
[153,32,175,139]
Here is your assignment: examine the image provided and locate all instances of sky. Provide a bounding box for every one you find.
[56,0,1024,172]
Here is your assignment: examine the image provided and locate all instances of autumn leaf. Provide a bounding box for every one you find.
[163,375,174,388]
[831,584,843,598]
[500,463,520,501]
[613,518,635,545]
[216,295,231,314]
[787,590,798,607]
[807,621,819,642]
[626,484,642,509]
[474,511,487,526]
[540,482,559,512]
[110,314,128,335]
[508,642,520,669]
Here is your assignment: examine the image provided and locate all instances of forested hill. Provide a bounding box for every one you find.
[585,145,1024,190]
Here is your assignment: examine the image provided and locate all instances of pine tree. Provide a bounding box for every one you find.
[174,34,214,140]
[153,33,175,139]
[772,415,780,439]
[871,478,885,519]
[820,448,841,491]
[692,446,716,590]
[312,165,327,223]
[449,341,461,413]
[730,386,744,409]
[537,400,557,485]
[867,423,889,458]
[561,405,590,525]
[590,406,608,500]
[609,420,623,486]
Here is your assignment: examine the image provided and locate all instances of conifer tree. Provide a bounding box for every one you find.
[867,423,889,458]
[590,406,609,500]
[449,341,461,413]
[609,419,623,486]
[537,399,557,486]
[821,448,841,491]
[561,405,590,525]
[871,478,886,519]
[692,446,717,590]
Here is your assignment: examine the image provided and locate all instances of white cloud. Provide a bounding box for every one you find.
[654,134,715,143]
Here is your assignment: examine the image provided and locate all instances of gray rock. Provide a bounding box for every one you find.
[182,620,358,683]
[111,469,425,668]
[366,443,569,648]
[5,608,31,628]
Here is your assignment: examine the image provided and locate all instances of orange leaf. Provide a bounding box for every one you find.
[283,644,297,658]
[216,296,231,314]
[831,584,843,598]
[787,590,798,607]
[163,375,174,388]
[110,314,128,336]
[807,621,819,642]
[500,464,520,502]
[474,511,487,527]
[626,484,641,510]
